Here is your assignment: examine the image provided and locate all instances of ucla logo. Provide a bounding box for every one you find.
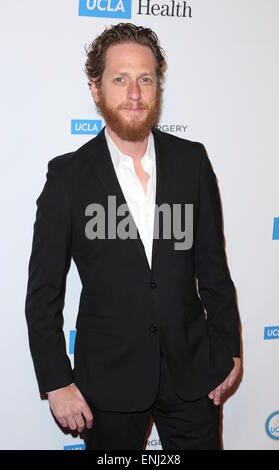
[273,217,279,240]
[79,0,132,18]
[71,119,102,135]
[264,326,279,340]
[69,330,76,354]
[64,444,85,450]
[266,411,279,440]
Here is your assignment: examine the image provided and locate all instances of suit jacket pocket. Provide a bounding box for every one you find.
[75,312,122,336]
[185,295,205,323]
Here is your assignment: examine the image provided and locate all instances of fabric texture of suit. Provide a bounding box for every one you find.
[25,125,240,412]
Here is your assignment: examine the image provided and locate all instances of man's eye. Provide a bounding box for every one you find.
[142,77,151,83]
[115,77,123,83]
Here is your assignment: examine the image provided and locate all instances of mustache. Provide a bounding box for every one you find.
[118,103,149,110]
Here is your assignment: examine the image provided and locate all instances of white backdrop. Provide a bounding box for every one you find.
[1,0,279,450]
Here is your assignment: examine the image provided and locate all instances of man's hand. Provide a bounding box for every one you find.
[208,357,241,406]
[47,383,94,433]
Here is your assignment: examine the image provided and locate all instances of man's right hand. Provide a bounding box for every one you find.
[47,383,94,433]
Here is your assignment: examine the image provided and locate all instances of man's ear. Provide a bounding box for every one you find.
[90,80,100,104]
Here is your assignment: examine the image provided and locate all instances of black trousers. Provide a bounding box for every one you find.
[82,341,221,450]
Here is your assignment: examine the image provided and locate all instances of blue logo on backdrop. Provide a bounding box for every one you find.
[64,444,85,450]
[264,326,279,340]
[273,217,279,240]
[266,411,279,440]
[71,119,102,135]
[69,330,76,354]
[79,0,132,18]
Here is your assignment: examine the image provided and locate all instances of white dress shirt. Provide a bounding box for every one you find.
[104,126,156,269]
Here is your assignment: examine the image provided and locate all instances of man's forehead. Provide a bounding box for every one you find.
[106,44,155,62]
[105,57,156,73]
[104,44,156,76]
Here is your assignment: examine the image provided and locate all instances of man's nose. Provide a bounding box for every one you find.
[127,81,141,100]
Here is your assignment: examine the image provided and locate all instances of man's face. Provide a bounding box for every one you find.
[90,43,162,141]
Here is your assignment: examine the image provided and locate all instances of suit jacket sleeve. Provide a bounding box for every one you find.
[194,144,241,358]
[25,159,74,394]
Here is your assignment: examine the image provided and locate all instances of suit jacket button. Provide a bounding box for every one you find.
[150,281,157,289]
[149,324,157,333]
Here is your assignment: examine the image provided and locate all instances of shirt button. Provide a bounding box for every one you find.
[150,281,157,289]
[149,324,157,333]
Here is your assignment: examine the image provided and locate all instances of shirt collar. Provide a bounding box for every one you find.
[104,125,155,176]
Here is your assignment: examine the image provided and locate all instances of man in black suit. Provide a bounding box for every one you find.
[25,23,241,450]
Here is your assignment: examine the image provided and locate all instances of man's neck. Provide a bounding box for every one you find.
[105,125,150,162]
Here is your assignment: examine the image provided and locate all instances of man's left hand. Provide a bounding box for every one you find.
[208,357,241,405]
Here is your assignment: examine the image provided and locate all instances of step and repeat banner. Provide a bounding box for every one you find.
[0,0,278,450]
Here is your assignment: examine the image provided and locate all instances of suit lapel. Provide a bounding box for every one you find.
[90,125,171,273]
[151,126,171,270]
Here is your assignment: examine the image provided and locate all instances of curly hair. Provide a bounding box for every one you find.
[84,22,167,88]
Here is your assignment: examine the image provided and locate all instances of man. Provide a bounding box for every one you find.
[25,23,241,450]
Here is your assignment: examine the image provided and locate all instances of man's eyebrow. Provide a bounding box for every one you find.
[113,71,155,77]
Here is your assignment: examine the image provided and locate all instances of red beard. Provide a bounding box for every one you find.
[95,84,163,141]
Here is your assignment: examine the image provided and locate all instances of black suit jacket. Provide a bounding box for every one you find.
[25,125,240,412]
